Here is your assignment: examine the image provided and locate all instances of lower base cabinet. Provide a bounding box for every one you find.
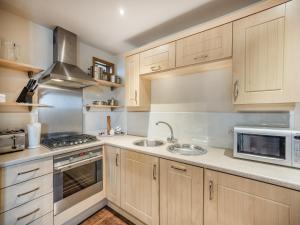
[160,159,203,225]
[121,150,159,225]
[204,169,300,225]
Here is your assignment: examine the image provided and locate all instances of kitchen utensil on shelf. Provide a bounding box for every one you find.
[16,79,38,103]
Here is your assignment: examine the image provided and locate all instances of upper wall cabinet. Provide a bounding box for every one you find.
[233,2,300,106]
[125,54,151,111]
[139,42,175,75]
[176,23,232,67]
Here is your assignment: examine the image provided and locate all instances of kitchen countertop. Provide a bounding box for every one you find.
[1,135,300,191]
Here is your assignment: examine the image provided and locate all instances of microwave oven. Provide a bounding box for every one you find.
[234,126,300,168]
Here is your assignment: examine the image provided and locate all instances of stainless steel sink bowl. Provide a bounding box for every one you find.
[167,144,207,156]
[133,139,165,147]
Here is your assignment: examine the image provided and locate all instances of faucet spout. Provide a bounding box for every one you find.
[156,121,177,143]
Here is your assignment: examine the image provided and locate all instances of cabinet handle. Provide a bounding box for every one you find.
[17,187,39,197]
[194,54,208,60]
[153,164,157,180]
[171,165,187,172]
[17,208,40,221]
[209,180,214,200]
[17,168,39,176]
[115,153,119,167]
[134,90,137,104]
[150,66,161,71]
[233,80,239,101]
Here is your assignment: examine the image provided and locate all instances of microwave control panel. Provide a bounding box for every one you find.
[292,133,300,168]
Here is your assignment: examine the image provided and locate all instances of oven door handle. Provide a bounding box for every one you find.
[54,155,102,172]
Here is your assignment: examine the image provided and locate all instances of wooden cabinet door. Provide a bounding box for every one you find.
[105,146,121,206]
[204,169,300,225]
[126,54,140,107]
[233,5,286,104]
[160,159,203,225]
[121,150,159,225]
[140,42,175,74]
[176,23,232,67]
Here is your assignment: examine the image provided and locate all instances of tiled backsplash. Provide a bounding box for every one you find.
[127,111,290,149]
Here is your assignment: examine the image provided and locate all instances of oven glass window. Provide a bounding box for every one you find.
[237,133,286,159]
[54,160,102,202]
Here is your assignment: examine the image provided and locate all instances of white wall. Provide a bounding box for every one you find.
[0,9,122,134]
[126,67,290,149]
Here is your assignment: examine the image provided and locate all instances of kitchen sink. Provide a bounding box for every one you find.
[167,144,207,156]
[133,139,165,147]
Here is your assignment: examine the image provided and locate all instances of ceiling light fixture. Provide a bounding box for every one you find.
[119,7,125,16]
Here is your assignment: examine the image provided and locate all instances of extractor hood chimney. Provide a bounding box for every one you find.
[39,27,96,88]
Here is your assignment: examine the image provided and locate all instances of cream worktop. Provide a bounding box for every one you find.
[0,135,300,191]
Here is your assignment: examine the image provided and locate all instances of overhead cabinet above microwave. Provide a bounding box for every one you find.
[125,0,300,111]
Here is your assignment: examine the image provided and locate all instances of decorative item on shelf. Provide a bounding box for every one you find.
[107,97,118,106]
[16,79,38,103]
[110,75,116,83]
[0,39,20,61]
[116,76,121,84]
[93,56,114,76]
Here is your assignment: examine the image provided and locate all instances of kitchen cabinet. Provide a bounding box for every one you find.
[160,159,203,225]
[233,2,300,106]
[139,42,175,75]
[121,150,159,225]
[204,169,300,225]
[125,54,151,111]
[105,146,121,207]
[176,23,232,68]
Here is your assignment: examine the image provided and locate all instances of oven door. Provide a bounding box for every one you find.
[234,127,292,166]
[53,155,103,215]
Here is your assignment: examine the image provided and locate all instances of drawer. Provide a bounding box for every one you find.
[0,157,53,188]
[176,23,232,67]
[28,212,53,225]
[140,42,175,74]
[0,192,53,225]
[0,173,53,213]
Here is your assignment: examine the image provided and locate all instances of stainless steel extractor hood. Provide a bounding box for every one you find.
[39,27,96,88]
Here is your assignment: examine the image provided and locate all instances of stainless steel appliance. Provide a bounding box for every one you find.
[39,27,96,88]
[43,134,97,149]
[234,126,300,168]
[0,129,25,154]
[53,146,103,215]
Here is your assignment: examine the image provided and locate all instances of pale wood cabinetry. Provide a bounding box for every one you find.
[204,169,300,225]
[233,2,300,105]
[139,42,175,75]
[0,157,53,225]
[126,54,151,111]
[176,23,232,67]
[160,159,203,225]
[121,150,159,225]
[105,145,121,207]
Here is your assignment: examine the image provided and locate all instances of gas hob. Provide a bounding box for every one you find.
[42,134,97,150]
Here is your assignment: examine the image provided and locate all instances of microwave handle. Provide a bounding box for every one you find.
[54,155,102,172]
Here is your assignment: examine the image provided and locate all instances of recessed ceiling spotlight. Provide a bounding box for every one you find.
[119,7,125,16]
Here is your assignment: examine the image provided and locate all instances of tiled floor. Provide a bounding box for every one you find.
[80,207,135,225]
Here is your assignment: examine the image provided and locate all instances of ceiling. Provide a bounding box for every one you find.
[0,0,260,55]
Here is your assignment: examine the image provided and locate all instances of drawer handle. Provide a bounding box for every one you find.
[150,66,161,71]
[171,165,187,172]
[17,208,40,221]
[194,54,208,60]
[17,187,40,197]
[17,168,39,176]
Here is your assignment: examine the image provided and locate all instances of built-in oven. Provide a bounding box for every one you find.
[53,146,103,215]
[234,126,300,168]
